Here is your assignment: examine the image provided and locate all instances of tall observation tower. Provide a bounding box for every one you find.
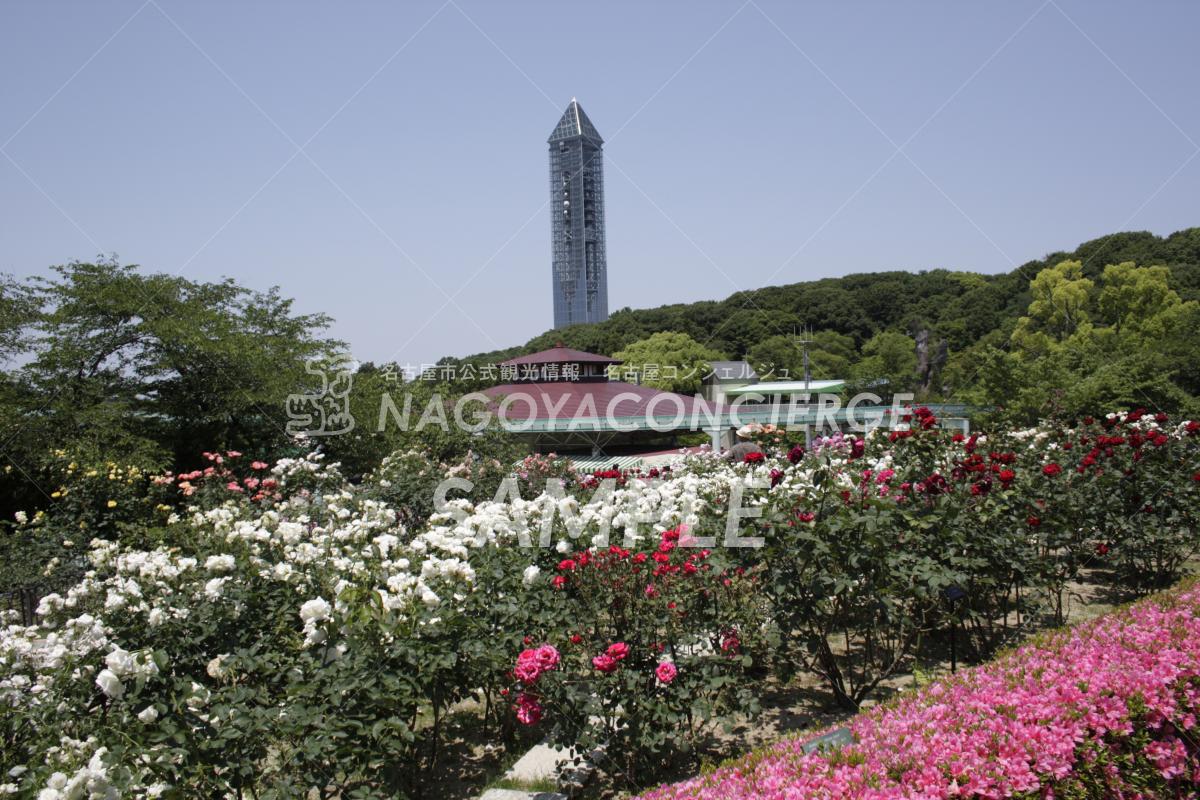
[548,98,608,328]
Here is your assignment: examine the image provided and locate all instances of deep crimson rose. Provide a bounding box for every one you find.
[1027,515,1042,527]
[1187,421,1199,436]
[1042,463,1062,477]
[850,439,865,458]
[1095,542,1110,556]
[787,444,805,464]
[998,469,1016,484]
[569,633,583,645]
[1155,412,1169,423]
[769,468,784,488]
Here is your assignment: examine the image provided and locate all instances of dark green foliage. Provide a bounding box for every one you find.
[455,228,1199,417]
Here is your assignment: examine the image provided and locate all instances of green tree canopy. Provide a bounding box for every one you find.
[1097,262,1180,332]
[8,259,344,469]
[612,331,726,394]
[849,330,917,394]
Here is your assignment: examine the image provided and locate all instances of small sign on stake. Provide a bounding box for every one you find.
[801,726,855,755]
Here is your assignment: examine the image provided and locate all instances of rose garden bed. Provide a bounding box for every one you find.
[1,410,1198,797]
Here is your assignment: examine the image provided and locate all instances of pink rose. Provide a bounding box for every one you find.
[606,642,630,661]
[535,644,559,670]
[592,654,618,673]
[514,692,543,725]
[655,661,678,684]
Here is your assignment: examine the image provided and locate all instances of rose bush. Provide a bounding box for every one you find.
[0,411,1197,794]
[507,526,765,773]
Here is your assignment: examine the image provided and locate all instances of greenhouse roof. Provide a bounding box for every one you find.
[725,379,847,396]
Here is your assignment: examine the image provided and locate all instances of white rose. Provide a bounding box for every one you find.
[105,647,135,677]
[95,669,124,699]
[137,706,159,723]
[522,565,540,586]
[206,655,227,679]
[298,598,331,624]
[204,554,236,573]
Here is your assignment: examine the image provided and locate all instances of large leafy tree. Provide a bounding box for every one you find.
[8,259,343,471]
[613,331,726,394]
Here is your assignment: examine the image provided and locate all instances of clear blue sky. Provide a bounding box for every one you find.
[2,1,1197,368]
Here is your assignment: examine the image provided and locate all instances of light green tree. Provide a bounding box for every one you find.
[1097,262,1180,332]
[1012,260,1095,352]
[613,331,726,394]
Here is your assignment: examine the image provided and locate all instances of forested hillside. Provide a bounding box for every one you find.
[447,228,1200,419]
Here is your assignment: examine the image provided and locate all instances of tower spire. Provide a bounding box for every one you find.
[548,99,608,328]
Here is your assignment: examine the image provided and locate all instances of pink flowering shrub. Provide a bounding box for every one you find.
[637,581,1200,800]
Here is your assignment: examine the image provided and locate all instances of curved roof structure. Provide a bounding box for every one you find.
[499,346,621,367]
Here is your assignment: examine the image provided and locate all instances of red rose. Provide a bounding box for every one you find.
[797,511,815,523]
[1042,463,1062,477]
[743,451,765,464]
[787,445,805,464]
[998,469,1016,484]
[1027,515,1041,527]
[1095,542,1109,556]
[551,575,567,590]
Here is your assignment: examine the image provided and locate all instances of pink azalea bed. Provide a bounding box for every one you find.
[638,583,1200,799]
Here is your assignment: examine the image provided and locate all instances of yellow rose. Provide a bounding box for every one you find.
[106,500,118,508]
